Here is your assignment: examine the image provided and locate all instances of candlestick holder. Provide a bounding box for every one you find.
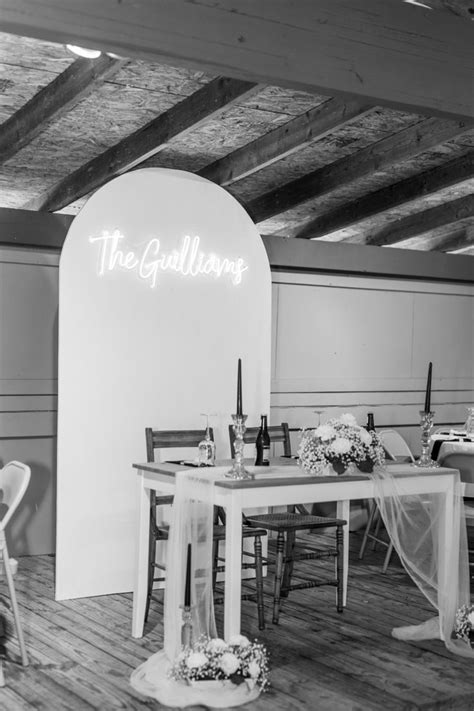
[226,413,254,479]
[412,410,439,468]
[179,604,194,649]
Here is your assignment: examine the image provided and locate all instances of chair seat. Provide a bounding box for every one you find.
[213,525,268,540]
[245,512,346,532]
[155,494,174,505]
[155,524,268,540]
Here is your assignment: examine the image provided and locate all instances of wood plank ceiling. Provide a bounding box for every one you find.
[0,0,473,255]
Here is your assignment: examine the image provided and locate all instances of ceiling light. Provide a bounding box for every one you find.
[403,0,433,8]
[66,45,102,59]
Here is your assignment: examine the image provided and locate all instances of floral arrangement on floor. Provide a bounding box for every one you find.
[454,604,474,646]
[298,413,386,475]
[169,634,270,691]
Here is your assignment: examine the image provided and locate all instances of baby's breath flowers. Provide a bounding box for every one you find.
[298,413,385,475]
[169,635,269,691]
[454,604,474,646]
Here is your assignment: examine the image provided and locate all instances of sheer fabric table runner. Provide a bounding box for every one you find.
[132,460,461,646]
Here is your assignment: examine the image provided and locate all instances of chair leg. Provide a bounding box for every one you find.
[371,510,382,550]
[336,525,344,613]
[382,541,394,574]
[359,501,377,559]
[2,547,28,667]
[144,499,157,624]
[281,530,296,597]
[254,536,265,630]
[272,532,285,625]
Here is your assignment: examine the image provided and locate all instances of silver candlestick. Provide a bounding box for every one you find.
[413,410,439,468]
[226,413,253,479]
[179,604,193,649]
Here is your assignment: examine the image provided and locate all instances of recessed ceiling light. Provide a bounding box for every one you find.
[66,45,102,59]
[403,0,433,8]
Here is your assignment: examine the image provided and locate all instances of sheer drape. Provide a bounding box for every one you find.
[371,466,474,658]
[131,467,260,707]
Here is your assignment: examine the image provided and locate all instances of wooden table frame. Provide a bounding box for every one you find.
[131,461,457,640]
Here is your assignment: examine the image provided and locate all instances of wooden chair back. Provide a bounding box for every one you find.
[145,428,214,462]
[228,422,291,458]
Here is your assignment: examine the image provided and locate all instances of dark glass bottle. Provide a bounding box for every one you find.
[366,412,376,432]
[255,415,271,466]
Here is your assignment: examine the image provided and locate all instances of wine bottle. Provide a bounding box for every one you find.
[366,412,376,432]
[255,415,271,466]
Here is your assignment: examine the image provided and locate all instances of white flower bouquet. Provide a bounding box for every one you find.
[169,634,269,691]
[454,604,474,646]
[298,413,385,475]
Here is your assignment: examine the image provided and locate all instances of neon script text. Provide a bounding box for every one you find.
[89,230,248,287]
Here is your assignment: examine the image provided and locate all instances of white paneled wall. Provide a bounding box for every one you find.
[0,247,59,555]
[271,271,474,457]
[1,249,473,555]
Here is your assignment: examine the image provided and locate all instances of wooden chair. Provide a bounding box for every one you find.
[145,428,266,629]
[229,423,346,623]
[359,430,415,572]
[0,461,31,674]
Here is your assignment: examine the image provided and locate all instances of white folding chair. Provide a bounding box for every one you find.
[378,429,415,463]
[0,461,31,673]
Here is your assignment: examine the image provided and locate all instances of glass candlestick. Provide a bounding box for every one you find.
[180,604,193,649]
[226,413,253,479]
[413,410,439,468]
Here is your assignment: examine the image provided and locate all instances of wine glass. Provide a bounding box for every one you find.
[198,413,216,466]
[464,407,474,437]
[313,410,324,427]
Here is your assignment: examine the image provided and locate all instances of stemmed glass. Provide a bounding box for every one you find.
[313,410,324,427]
[464,407,474,437]
[198,413,216,466]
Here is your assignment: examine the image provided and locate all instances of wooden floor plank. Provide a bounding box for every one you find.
[0,535,472,710]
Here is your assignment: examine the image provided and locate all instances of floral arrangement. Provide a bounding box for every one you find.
[454,604,474,646]
[169,634,270,691]
[298,413,385,475]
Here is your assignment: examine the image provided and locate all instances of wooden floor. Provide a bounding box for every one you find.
[1,530,473,710]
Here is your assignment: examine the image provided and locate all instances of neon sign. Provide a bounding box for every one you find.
[89,230,248,287]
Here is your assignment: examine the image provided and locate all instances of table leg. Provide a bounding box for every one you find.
[224,499,243,640]
[336,499,350,607]
[437,477,455,641]
[132,475,151,638]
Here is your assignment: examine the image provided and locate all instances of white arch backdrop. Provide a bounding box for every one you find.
[56,168,271,599]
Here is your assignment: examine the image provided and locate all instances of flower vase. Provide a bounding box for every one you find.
[357,459,374,473]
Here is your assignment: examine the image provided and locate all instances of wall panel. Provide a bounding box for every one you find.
[0,247,59,555]
[271,272,474,457]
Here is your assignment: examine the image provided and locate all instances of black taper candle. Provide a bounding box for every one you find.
[184,543,192,607]
[424,362,432,413]
[237,358,242,415]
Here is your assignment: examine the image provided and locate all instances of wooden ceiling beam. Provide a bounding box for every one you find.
[245,117,473,225]
[199,98,375,186]
[290,151,474,240]
[364,194,474,246]
[0,54,125,165]
[24,77,258,212]
[434,227,474,253]
[0,1,473,120]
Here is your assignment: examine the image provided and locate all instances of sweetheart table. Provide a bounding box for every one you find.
[131,460,458,640]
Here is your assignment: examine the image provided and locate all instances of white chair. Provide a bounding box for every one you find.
[359,430,414,571]
[378,429,415,463]
[0,461,31,671]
